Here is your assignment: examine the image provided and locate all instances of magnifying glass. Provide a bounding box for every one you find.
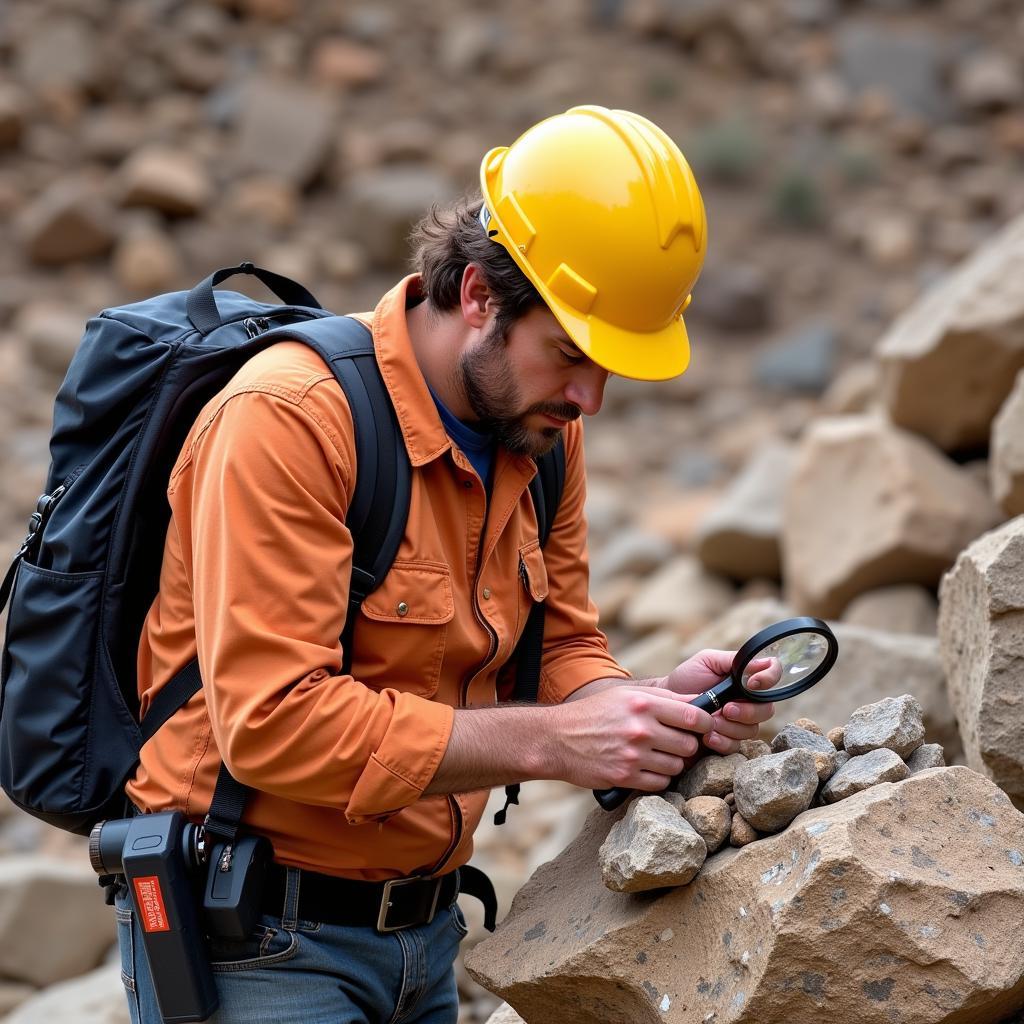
[593,616,839,811]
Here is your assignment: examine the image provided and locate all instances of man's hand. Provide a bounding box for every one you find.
[547,684,718,793]
[662,649,777,755]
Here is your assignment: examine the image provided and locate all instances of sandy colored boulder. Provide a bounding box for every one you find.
[3,962,128,1024]
[681,797,732,853]
[695,439,795,581]
[939,517,1024,803]
[991,368,1024,516]
[876,210,1024,452]
[782,415,1000,616]
[621,555,733,636]
[841,584,939,636]
[468,768,1024,1024]
[117,146,211,216]
[599,796,707,893]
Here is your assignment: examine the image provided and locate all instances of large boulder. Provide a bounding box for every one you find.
[2,963,128,1024]
[695,440,795,581]
[939,517,1024,805]
[466,767,1024,1024]
[991,368,1024,517]
[876,210,1024,452]
[782,415,1000,617]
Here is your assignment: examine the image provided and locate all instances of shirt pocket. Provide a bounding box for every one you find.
[518,540,549,604]
[358,560,454,698]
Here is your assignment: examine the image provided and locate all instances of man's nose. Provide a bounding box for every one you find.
[565,365,609,417]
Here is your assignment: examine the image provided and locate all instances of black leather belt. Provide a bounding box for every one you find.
[261,863,497,933]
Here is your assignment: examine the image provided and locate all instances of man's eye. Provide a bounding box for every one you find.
[558,348,584,365]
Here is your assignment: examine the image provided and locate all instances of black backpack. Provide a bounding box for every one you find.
[0,263,563,839]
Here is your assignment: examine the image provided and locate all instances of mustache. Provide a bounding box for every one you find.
[527,401,582,422]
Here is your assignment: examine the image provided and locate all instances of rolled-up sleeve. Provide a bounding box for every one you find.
[169,380,453,824]
[536,419,631,703]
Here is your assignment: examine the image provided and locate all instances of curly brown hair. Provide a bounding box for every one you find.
[408,191,544,338]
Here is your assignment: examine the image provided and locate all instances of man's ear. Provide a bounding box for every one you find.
[459,263,495,329]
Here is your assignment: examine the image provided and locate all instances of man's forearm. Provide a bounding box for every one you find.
[564,675,660,702]
[423,704,559,796]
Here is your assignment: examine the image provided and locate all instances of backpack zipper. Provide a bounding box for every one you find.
[243,317,272,339]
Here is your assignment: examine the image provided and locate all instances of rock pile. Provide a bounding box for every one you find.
[598,695,941,894]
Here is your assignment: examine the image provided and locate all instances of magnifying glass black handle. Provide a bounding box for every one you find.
[593,677,736,811]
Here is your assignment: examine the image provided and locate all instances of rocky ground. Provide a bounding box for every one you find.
[2,1,1024,1021]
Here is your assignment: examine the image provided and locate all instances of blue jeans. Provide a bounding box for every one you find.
[115,866,466,1024]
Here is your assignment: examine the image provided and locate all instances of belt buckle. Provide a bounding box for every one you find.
[377,876,442,933]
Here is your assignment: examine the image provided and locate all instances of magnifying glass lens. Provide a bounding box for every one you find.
[741,630,830,693]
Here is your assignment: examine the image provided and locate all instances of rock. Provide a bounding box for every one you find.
[483,1005,526,1024]
[939,517,1024,803]
[0,982,35,1017]
[598,796,707,892]
[15,16,101,95]
[589,528,673,586]
[691,263,771,331]
[842,584,939,635]
[782,415,1000,616]
[861,211,919,269]
[614,629,682,680]
[347,165,459,268]
[907,743,946,773]
[991,369,1024,517]
[844,694,926,758]
[755,323,838,394]
[117,147,211,217]
[729,811,758,847]
[792,717,824,736]
[812,751,836,781]
[232,78,336,187]
[836,21,950,121]
[821,360,879,416]
[821,748,910,802]
[771,724,837,757]
[14,303,84,378]
[310,38,385,88]
[877,211,1024,452]
[0,85,27,149]
[723,792,735,806]
[438,15,502,75]
[621,555,733,636]
[733,748,819,833]
[695,440,794,581]
[468,768,1024,1024]
[3,963,128,1024]
[738,738,772,760]
[678,754,746,800]
[224,176,300,231]
[681,797,732,854]
[834,749,852,772]
[828,726,845,749]
[0,857,115,987]
[112,220,182,296]
[19,180,117,265]
[953,51,1023,113]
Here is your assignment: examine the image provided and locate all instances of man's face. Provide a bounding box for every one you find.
[456,305,610,458]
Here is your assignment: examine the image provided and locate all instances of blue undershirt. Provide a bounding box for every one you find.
[429,386,496,493]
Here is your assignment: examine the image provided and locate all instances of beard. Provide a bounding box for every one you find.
[456,319,581,458]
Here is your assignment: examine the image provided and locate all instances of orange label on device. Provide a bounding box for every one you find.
[133,875,171,933]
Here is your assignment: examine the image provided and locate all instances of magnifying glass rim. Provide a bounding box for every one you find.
[731,616,838,703]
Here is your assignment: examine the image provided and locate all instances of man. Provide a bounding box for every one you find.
[116,105,775,1023]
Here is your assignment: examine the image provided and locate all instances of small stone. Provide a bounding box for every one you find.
[738,739,772,760]
[118,147,211,217]
[112,221,181,296]
[821,748,910,803]
[793,717,825,736]
[678,754,747,800]
[599,796,707,893]
[827,726,845,749]
[771,724,837,758]
[729,812,758,847]
[19,180,116,266]
[834,750,851,772]
[733,749,819,833]
[906,743,945,774]
[844,694,925,758]
[724,792,735,806]
[812,751,836,782]
[682,797,732,854]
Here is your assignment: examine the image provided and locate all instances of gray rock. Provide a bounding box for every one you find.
[14,304,84,379]
[906,743,946,773]
[598,796,707,892]
[691,263,771,331]
[681,797,732,854]
[953,51,1023,113]
[16,16,101,94]
[821,748,910,802]
[589,528,673,586]
[3,962,128,1024]
[837,21,950,121]
[733,748,819,833]
[232,78,336,187]
[834,750,852,772]
[620,555,733,637]
[844,694,925,758]
[841,584,939,636]
[347,165,459,269]
[771,724,838,758]
[678,753,746,800]
[755,323,838,395]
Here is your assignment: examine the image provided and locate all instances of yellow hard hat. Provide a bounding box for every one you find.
[479,105,707,381]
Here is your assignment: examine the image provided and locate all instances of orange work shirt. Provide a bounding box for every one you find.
[127,274,628,880]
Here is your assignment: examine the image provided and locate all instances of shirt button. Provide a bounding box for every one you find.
[482,588,492,600]
[397,602,409,616]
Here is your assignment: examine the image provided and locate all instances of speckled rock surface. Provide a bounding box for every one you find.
[466,767,1024,1024]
